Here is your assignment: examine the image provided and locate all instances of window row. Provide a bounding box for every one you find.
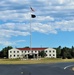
[10,50,55,54]
[10,51,19,53]
[10,55,19,57]
[46,54,55,56]
[45,50,55,53]
[10,51,38,53]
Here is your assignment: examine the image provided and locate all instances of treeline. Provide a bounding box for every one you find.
[0,46,74,59]
[0,46,13,58]
[54,46,74,59]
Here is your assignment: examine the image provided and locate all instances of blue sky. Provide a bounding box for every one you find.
[0,0,74,50]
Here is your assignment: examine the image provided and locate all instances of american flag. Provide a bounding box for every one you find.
[30,7,35,12]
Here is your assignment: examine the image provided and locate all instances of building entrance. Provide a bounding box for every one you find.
[28,54,33,59]
[28,54,38,59]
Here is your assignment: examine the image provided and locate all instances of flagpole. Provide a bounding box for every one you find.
[30,12,32,52]
[30,6,36,56]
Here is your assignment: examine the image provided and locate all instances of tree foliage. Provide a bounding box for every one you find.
[0,45,74,59]
[71,46,74,57]
[56,46,73,59]
[39,51,46,57]
[0,46,13,58]
[54,46,61,58]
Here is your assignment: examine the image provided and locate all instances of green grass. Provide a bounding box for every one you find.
[0,58,74,64]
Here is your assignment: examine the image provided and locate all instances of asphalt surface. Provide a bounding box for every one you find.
[0,62,74,75]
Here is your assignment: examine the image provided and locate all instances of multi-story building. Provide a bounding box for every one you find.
[8,48,56,59]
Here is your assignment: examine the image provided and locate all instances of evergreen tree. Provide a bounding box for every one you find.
[61,47,72,59]
[55,46,61,58]
[71,46,74,58]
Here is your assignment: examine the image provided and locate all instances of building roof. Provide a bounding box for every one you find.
[17,48,47,51]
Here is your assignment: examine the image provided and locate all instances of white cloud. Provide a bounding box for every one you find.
[0,39,26,46]
[32,23,57,34]
[58,0,65,4]
[16,40,26,43]
[37,16,54,21]
[0,41,12,46]
[0,22,30,38]
[0,10,31,22]
[0,19,74,39]
[0,0,74,47]
[57,0,71,4]
[0,29,30,37]
[37,0,52,5]
[55,20,74,31]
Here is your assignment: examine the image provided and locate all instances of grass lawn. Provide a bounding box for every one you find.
[0,58,74,64]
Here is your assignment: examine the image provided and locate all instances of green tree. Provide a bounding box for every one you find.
[55,46,61,58]
[71,46,74,58]
[39,51,46,57]
[0,46,13,58]
[61,47,72,59]
[24,46,30,48]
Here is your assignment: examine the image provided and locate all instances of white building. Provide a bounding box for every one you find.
[8,48,56,59]
[44,48,56,58]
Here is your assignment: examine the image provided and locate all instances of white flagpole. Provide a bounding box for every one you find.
[30,6,32,55]
[30,12,32,52]
[30,6,35,56]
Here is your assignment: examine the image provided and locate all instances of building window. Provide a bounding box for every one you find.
[53,50,55,52]
[14,55,15,57]
[46,51,47,52]
[10,55,12,57]
[10,51,11,53]
[49,51,51,52]
[17,51,19,53]
[32,51,33,53]
[46,54,47,56]
[17,55,19,57]
[35,51,37,52]
[25,51,26,53]
[14,51,15,53]
[53,54,55,56]
[49,54,51,56]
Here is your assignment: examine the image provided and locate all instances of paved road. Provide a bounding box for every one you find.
[0,62,74,75]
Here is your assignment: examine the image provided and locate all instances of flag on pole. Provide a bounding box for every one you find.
[31,14,36,18]
[30,7,35,12]
[30,7,36,18]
